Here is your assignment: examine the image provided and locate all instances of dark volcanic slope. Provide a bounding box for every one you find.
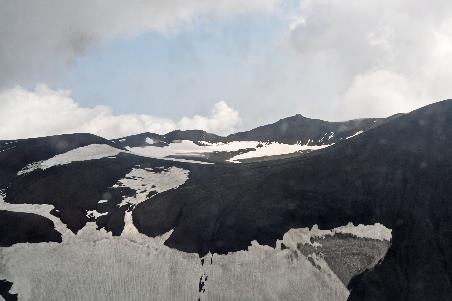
[4,153,198,235]
[0,210,62,246]
[132,100,452,301]
[227,115,383,144]
[0,133,114,189]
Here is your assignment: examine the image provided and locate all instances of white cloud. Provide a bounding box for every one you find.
[0,0,279,86]
[287,0,452,119]
[179,101,240,135]
[0,85,240,139]
[342,70,429,118]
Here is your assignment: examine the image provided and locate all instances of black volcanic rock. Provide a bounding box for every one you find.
[0,210,62,246]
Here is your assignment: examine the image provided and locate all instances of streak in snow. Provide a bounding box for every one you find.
[345,130,364,140]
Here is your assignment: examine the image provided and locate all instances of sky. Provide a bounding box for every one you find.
[1,0,452,139]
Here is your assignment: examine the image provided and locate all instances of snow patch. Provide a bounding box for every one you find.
[129,140,257,159]
[18,144,123,175]
[129,140,332,164]
[346,130,364,140]
[228,142,331,162]
[114,167,189,207]
[86,210,108,220]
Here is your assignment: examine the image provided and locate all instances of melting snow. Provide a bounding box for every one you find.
[114,167,189,207]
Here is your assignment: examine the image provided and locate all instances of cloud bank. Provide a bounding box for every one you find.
[0,0,279,87]
[2,0,452,136]
[0,85,240,139]
[287,0,452,120]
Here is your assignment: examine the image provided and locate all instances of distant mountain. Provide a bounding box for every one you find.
[110,115,385,164]
[111,130,225,149]
[1,102,451,300]
[227,115,383,145]
[112,115,384,149]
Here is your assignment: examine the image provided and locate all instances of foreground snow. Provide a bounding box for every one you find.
[1,191,391,301]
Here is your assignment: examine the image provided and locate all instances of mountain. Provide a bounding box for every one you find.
[111,115,383,164]
[1,102,451,300]
[227,115,384,145]
[113,115,382,148]
[111,130,225,149]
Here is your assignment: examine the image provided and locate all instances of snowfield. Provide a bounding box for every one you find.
[128,140,332,163]
[0,192,391,301]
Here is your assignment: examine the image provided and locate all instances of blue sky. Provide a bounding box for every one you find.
[52,12,288,124]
